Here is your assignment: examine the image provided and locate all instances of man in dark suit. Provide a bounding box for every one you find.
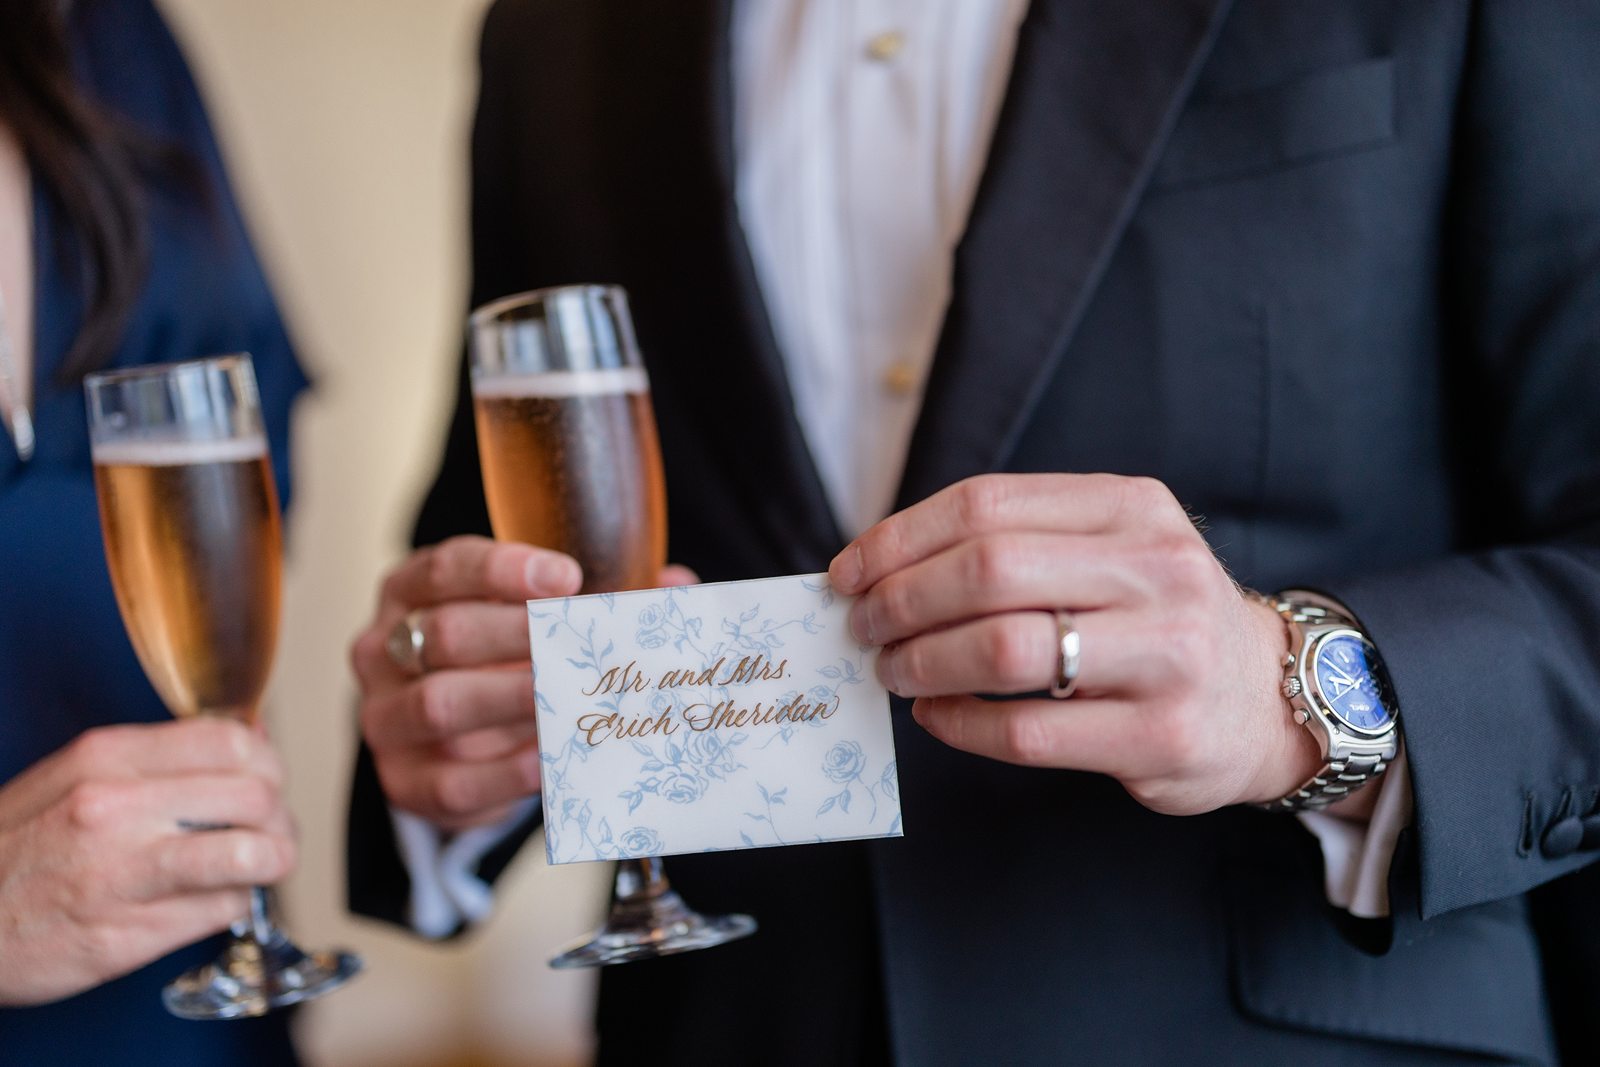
[349,2,1600,1063]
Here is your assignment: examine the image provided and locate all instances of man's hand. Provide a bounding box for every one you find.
[828,474,1323,815]
[0,720,295,1007]
[352,535,695,832]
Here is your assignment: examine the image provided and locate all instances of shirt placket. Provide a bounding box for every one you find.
[843,0,939,536]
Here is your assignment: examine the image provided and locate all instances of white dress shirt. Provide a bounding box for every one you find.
[733,0,1030,537]
[395,0,1412,935]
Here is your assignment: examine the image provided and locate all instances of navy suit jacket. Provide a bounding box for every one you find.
[350,2,1600,1063]
[0,2,306,1063]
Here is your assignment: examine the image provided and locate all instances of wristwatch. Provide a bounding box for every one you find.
[1261,589,1401,812]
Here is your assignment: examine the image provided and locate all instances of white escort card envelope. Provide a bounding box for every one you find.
[528,574,902,864]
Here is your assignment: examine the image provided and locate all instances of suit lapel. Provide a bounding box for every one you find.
[595,0,843,565]
[895,0,1236,509]
[705,0,846,553]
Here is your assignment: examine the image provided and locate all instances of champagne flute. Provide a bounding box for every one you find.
[470,284,756,967]
[86,354,361,1019]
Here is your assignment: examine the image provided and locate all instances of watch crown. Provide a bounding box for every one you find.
[1281,678,1302,699]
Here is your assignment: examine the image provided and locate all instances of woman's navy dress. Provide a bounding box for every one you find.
[0,1,308,1062]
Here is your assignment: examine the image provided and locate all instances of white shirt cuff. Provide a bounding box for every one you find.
[389,797,540,939]
[1295,745,1413,919]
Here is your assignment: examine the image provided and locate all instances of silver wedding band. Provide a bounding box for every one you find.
[1050,609,1081,699]
[386,612,427,676]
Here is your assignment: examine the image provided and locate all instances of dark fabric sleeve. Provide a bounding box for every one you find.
[1532,863,1600,1064]
[411,350,491,548]
[345,741,545,935]
[1324,3,1600,922]
[345,743,416,929]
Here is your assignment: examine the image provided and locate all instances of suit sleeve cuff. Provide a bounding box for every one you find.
[389,797,540,939]
[1295,745,1413,918]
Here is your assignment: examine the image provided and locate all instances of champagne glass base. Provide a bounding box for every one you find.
[549,885,756,969]
[163,929,363,1020]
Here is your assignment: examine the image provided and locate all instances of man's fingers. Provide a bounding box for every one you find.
[658,564,700,588]
[60,720,281,787]
[383,746,542,827]
[877,610,1160,699]
[362,665,536,746]
[911,694,1157,777]
[440,722,540,762]
[829,474,1179,595]
[132,829,297,900]
[849,532,1153,646]
[412,602,532,670]
[380,535,582,614]
[350,623,404,692]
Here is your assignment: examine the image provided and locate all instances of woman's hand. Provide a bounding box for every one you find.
[829,474,1323,816]
[352,535,694,832]
[0,719,295,1007]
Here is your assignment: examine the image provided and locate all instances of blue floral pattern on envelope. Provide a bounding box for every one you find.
[529,574,903,863]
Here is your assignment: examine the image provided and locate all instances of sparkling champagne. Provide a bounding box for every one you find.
[473,367,666,593]
[92,437,281,722]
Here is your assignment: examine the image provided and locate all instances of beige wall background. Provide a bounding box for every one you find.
[155,3,611,1064]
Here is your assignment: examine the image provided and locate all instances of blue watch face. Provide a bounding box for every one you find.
[1313,633,1395,734]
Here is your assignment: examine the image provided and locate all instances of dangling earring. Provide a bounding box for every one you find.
[0,288,34,461]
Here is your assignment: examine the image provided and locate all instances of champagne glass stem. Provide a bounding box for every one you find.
[548,856,755,968]
[615,857,663,901]
[246,886,276,945]
[170,882,361,1020]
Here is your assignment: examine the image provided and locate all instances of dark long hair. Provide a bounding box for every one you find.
[0,0,147,379]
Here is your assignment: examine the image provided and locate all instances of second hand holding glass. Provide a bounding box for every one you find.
[86,355,361,1019]
[469,284,757,967]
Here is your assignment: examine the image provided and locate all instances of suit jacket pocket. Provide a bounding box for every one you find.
[1226,848,1556,1064]
[1151,56,1396,190]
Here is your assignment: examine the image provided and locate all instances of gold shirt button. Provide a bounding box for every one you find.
[882,361,919,396]
[865,30,905,62]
